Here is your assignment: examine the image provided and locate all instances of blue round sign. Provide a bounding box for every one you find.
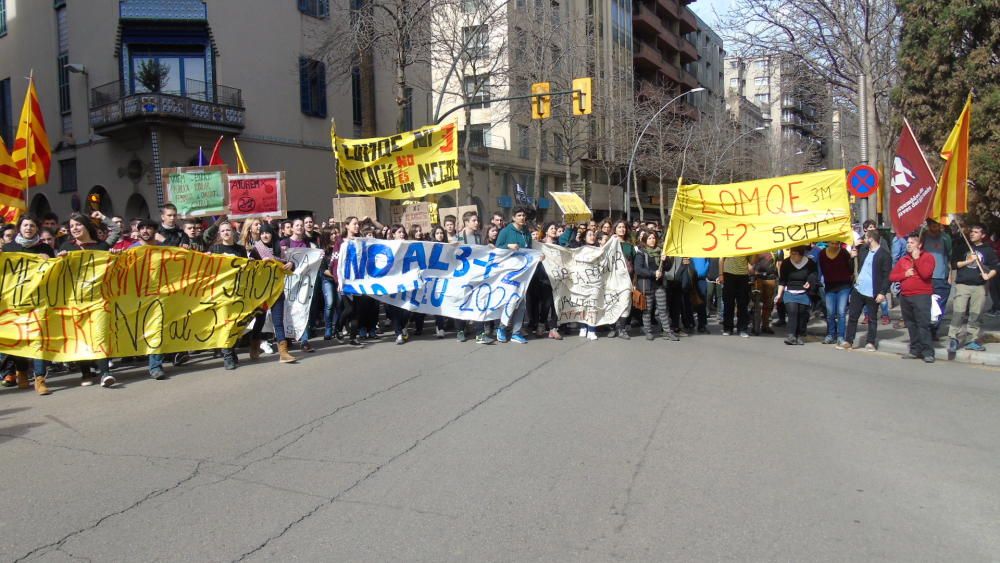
[847,165,879,198]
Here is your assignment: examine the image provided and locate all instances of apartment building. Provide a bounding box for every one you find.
[684,13,724,113]
[630,0,698,107]
[0,0,415,220]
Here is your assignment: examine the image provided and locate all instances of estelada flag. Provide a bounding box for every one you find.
[0,136,26,212]
[888,120,937,237]
[13,76,51,187]
[930,92,972,223]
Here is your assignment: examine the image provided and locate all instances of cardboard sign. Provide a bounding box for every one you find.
[332,196,378,223]
[163,165,228,218]
[549,191,592,224]
[390,202,432,233]
[436,205,479,226]
[227,172,287,220]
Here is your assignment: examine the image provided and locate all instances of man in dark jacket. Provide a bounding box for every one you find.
[948,224,998,355]
[155,203,189,247]
[840,229,892,350]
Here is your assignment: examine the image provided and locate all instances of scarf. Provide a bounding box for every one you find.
[15,233,40,248]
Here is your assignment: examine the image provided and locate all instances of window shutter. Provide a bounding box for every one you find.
[298,0,310,13]
[316,60,327,117]
[319,0,330,16]
[298,57,311,115]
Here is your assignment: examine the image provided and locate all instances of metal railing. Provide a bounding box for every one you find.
[90,78,243,108]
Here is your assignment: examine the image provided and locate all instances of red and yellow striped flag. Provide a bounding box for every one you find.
[13,76,51,187]
[233,138,250,173]
[931,92,972,223]
[0,136,26,213]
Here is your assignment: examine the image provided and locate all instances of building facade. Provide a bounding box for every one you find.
[0,0,417,221]
[629,0,698,106]
[684,13,724,113]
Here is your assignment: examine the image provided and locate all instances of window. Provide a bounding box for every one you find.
[462,25,489,59]
[754,76,768,87]
[461,0,479,13]
[728,77,739,90]
[298,0,329,18]
[59,159,77,193]
[517,125,529,159]
[402,87,413,131]
[755,59,768,71]
[0,0,6,37]
[458,125,489,150]
[131,51,208,98]
[754,93,769,105]
[299,57,327,117]
[56,5,70,114]
[351,65,363,127]
[463,74,490,108]
[0,78,11,146]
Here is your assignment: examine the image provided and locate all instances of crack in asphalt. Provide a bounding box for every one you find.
[13,461,206,562]
[0,433,219,467]
[232,342,585,562]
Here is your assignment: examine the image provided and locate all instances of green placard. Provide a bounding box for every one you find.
[162,166,228,217]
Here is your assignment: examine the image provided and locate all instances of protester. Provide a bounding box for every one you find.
[386,224,412,344]
[861,220,892,325]
[495,207,533,344]
[890,233,936,363]
[921,219,953,339]
[634,231,680,342]
[840,229,892,351]
[280,217,318,353]
[947,224,998,356]
[611,221,635,339]
[719,254,753,337]
[249,223,297,363]
[775,245,819,345]
[208,221,247,370]
[155,204,186,246]
[818,241,852,346]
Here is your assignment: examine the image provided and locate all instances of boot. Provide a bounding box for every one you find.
[34,376,51,395]
[16,370,29,389]
[248,339,261,361]
[278,340,297,364]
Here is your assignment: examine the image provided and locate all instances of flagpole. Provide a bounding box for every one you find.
[949,213,987,276]
[23,70,33,209]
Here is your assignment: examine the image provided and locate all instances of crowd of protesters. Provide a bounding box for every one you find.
[1,204,997,396]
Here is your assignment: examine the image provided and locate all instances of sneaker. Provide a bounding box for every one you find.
[663,331,680,342]
[224,356,237,370]
[261,341,275,354]
[739,331,750,338]
[579,327,587,338]
[836,341,853,350]
[721,331,732,336]
[510,334,528,344]
[784,337,797,345]
[301,342,315,353]
[677,330,690,338]
[619,330,630,340]
[395,334,405,345]
[457,330,467,343]
[923,356,936,363]
[173,352,190,366]
[881,315,890,326]
[901,353,920,360]
[1,374,15,387]
[607,328,618,338]
[436,327,446,339]
[864,343,877,352]
[965,341,986,352]
[479,333,496,345]
[822,335,835,345]
[795,337,806,346]
[837,338,847,348]
[100,374,116,388]
[645,333,656,341]
[348,338,364,347]
[987,310,1000,318]
[548,329,563,340]
[335,332,346,343]
[586,331,598,341]
[80,375,97,386]
[497,327,509,343]
[150,369,166,380]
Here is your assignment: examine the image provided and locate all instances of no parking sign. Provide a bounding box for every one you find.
[847,164,879,199]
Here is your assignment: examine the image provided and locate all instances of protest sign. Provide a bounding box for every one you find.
[163,165,228,217]
[663,170,854,258]
[539,240,631,326]
[0,246,287,362]
[281,247,324,340]
[549,191,592,223]
[227,172,286,220]
[390,202,433,233]
[437,205,479,225]
[333,122,460,199]
[331,196,378,222]
[338,239,540,320]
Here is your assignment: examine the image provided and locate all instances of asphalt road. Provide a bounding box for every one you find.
[2,330,1000,562]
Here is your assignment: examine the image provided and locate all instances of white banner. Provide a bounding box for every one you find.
[539,240,631,326]
[282,247,324,340]
[338,240,541,320]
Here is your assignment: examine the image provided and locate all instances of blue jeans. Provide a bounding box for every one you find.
[931,278,951,332]
[321,277,339,337]
[502,298,526,335]
[149,354,163,373]
[824,287,850,339]
[271,295,287,341]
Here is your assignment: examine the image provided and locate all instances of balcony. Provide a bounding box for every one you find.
[678,5,697,33]
[89,78,245,136]
[679,37,698,63]
[632,3,668,38]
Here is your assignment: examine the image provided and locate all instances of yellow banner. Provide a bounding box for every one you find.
[333,122,460,199]
[663,170,854,258]
[549,191,592,224]
[0,246,287,362]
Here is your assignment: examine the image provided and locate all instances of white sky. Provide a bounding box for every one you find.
[689,0,731,28]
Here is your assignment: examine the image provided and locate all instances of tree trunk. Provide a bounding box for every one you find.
[533,121,543,198]
[395,46,407,134]
[658,173,665,225]
[463,106,476,204]
[633,169,644,222]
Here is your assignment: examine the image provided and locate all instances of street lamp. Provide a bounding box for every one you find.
[625,87,704,222]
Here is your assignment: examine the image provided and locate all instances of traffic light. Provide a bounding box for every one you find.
[572,77,592,115]
[531,82,551,119]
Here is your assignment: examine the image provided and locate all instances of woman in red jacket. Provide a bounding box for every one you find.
[889,233,937,363]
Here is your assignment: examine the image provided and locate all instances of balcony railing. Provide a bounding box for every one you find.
[89,78,245,133]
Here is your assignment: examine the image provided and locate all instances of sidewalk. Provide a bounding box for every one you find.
[816,305,1000,367]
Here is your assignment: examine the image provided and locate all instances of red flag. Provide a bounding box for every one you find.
[888,120,937,236]
[208,136,225,166]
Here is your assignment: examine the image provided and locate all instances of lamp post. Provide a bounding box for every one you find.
[625,87,703,222]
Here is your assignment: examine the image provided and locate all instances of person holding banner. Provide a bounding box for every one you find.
[455,211,496,344]
[240,218,262,247]
[775,246,819,346]
[387,224,412,345]
[1,215,55,394]
[249,223,298,363]
[495,208,534,344]
[320,228,342,341]
[155,204,187,247]
[718,255,753,338]
[610,221,635,340]
[634,231,680,342]
[209,221,248,370]
[280,218,318,353]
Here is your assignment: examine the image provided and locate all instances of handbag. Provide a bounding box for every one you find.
[631,275,647,311]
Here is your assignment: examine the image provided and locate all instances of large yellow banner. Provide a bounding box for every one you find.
[333,122,460,199]
[0,246,287,361]
[663,170,854,258]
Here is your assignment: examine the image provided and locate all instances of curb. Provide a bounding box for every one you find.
[849,336,1000,367]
